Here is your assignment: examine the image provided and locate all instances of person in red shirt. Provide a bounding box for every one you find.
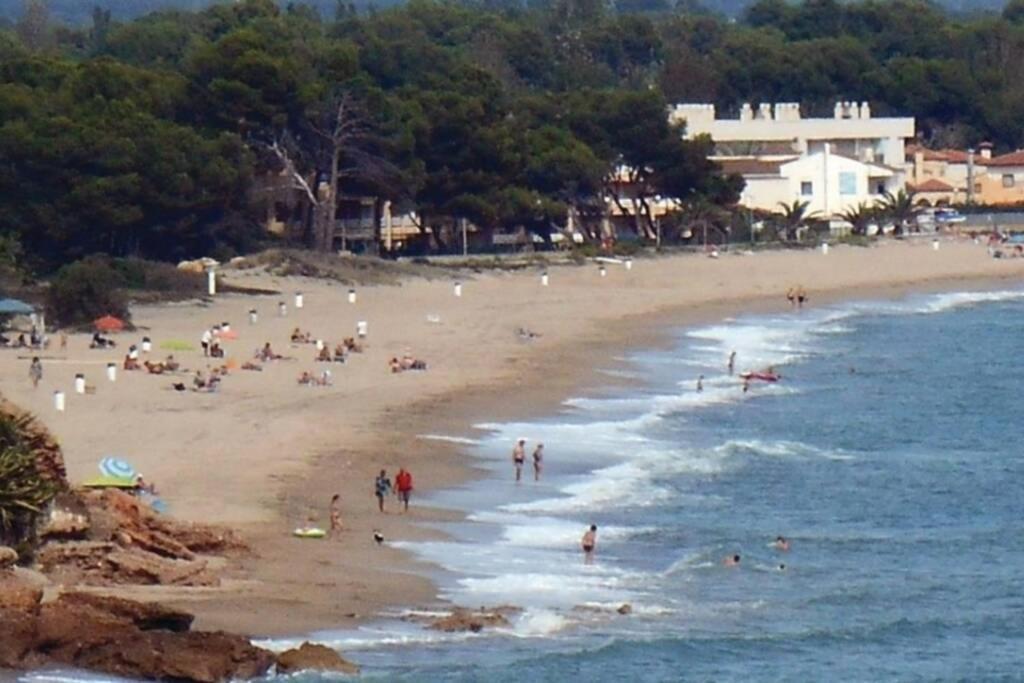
[395,468,414,512]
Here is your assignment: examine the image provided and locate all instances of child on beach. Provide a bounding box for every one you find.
[374,470,392,512]
[28,357,42,388]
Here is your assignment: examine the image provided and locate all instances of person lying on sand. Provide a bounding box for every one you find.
[241,360,263,371]
[517,327,541,340]
[90,332,115,349]
[399,353,427,371]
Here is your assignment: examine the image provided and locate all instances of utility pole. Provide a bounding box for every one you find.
[461,217,468,257]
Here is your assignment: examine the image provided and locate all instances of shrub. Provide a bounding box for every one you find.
[45,257,130,328]
[0,406,66,550]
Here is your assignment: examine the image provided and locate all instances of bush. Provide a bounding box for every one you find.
[45,257,130,329]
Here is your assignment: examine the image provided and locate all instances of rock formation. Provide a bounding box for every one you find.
[276,642,361,675]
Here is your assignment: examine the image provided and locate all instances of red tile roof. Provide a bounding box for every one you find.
[909,178,955,192]
[715,158,794,176]
[985,151,1024,167]
[906,144,974,164]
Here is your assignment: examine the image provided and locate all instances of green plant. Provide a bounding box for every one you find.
[45,257,130,328]
[0,407,66,548]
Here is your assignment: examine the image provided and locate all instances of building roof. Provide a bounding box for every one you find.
[986,150,1024,167]
[909,178,955,192]
[907,145,973,164]
[715,158,793,176]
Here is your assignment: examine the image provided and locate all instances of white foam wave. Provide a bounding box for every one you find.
[501,609,571,637]
[716,439,853,461]
[911,289,1024,314]
[417,434,482,445]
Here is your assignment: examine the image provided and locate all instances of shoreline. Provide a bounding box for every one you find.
[2,240,1023,643]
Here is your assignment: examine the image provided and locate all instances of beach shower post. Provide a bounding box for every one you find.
[206,268,216,296]
[74,373,86,395]
[599,265,607,278]
[295,291,304,309]
[348,289,357,304]
[454,282,463,297]
[54,391,65,412]
[106,363,117,382]
[541,271,549,286]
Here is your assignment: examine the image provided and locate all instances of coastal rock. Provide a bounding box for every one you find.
[0,593,274,682]
[428,606,520,633]
[58,592,194,632]
[0,570,43,612]
[38,492,90,540]
[0,545,17,569]
[106,549,215,586]
[276,642,360,675]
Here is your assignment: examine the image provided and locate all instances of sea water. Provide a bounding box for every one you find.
[38,289,1024,682]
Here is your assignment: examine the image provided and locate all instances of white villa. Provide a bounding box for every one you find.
[670,101,915,219]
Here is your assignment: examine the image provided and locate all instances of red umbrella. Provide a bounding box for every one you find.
[94,315,126,332]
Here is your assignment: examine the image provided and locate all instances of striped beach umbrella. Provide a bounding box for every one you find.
[98,457,136,481]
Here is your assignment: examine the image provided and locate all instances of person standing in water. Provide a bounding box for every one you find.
[532,443,544,481]
[696,375,704,393]
[512,438,526,482]
[28,357,42,389]
[728,351,736,375]
[581,524,597,556]
[374,469,392,513]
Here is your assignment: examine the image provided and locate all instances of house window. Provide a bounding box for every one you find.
[801,181,813,196]
[875,182,886,195]
[974,183,982,193]
[839,172,857,195]
[1003,174,1016,188]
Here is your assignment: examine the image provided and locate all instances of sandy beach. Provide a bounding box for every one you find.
[2,238,1022,638]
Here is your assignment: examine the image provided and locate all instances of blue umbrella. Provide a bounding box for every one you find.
[0,298,34,315]
[99,457,136,481]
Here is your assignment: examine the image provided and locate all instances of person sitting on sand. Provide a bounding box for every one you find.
[135,474,157,495]
[344,337,363,353]
[259,343,282,362]
[290,327,312,343]
[143,360,165,374]
[164,355,180,372]
[123,354,140,371]
[724,554,741,567]
[209,341,224,359]
[298,371,314,385]
[316,345,332,362]
[389,357,402,374]
[333,343,347,363]
[193,370,207,390]
[329,494,342,537]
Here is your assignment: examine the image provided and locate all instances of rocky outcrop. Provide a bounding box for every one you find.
[0,574,273,682]
[425,606,522,633]
[0,546,17,570]
[276,642,360,675]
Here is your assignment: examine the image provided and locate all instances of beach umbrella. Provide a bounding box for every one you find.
[94,315,125,332]
[0,298,34,315]
[98,456,136,480]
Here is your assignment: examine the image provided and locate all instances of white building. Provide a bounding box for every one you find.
[669,101,915,219]
[719,147,901,216]
[671,101,914,168]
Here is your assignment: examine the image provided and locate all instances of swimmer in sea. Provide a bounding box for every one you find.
[728,351,736,375]
[724,554,741,567]
[581,524,597,556]
[742,378,750,393]
[774,535,790,551]
[696,375,704,393]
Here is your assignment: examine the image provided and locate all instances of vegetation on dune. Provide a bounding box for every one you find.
[0,400,66,553]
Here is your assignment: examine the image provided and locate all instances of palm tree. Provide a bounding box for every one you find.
[0,401,66,548]
[838,202,876,236]
[875,189,918,235]
[775,200,819,241]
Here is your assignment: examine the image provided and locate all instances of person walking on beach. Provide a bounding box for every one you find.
[395,467,413,512]
[329,494,342,537]
[28,357,42,389]
[581,524,597,559]
[374,469,392,513]
[696,375,704,393]
[728,351,736,375]
[513,438,526,482]
[201,328,212,357]
[533,443,544,481]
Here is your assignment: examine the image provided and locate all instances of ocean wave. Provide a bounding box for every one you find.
[417,434,482,445]
[715,439,854,461]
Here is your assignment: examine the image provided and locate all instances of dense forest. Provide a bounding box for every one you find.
[2,0,1024,271]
